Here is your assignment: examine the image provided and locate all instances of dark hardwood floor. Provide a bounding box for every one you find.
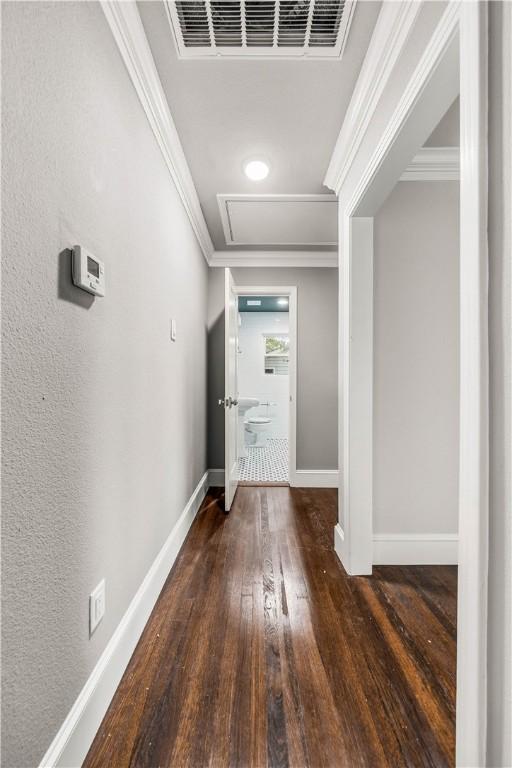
[84,487,457,768]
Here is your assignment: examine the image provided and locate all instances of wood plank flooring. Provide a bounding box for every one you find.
[84,487,457,768]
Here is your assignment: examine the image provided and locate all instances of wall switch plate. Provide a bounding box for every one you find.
[89,579,105,635]
[170,318,177,342]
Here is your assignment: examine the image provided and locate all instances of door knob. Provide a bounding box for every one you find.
[219,397,238,408]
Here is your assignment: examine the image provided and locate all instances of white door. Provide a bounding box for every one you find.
[224,268,239,511]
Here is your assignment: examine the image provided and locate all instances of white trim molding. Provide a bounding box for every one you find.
[373,533,458,565]
[101,1,214,263]
[456,4,489,764]
[339,216,374,575]
[324,0,422,193]
[401,147,460,181]
[291,470,339,488]
[334,524,346,566]
[210,250,337,268]
[345,2,460,216]
[38,472,209,768]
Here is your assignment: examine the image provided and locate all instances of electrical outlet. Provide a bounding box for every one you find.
[89,579,105,635]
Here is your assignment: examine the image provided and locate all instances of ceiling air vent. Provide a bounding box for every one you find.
[166,0,356,59]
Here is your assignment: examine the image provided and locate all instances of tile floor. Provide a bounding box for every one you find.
[238,437,289,483]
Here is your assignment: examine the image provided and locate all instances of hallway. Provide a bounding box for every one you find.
[84,487,456,767]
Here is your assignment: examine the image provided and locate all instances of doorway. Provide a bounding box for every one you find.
[235,285,297,488]
[327,5,488,761]
[237,294,290,484]
[223,277,297,500]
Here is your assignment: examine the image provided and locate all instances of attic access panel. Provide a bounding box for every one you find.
[165,0,356,59]
[217,194,338,246]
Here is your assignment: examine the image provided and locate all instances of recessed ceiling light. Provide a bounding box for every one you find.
[277,298,288,306]
[244,159,270,181]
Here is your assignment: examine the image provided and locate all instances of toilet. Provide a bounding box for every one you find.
[244,416,272,448]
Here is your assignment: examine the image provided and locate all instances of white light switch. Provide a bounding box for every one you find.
[170,318,177,342]
[89,579,105,635]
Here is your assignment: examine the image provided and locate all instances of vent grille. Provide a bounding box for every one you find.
[167,0,355,59]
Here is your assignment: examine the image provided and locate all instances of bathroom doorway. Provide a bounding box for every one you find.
[236,286,297,485]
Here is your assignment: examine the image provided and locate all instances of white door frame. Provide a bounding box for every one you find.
[330,3,488,764]
[224,268,240,511]
[235,285,297,485]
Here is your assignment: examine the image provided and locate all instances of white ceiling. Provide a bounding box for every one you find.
[138,1,382,251]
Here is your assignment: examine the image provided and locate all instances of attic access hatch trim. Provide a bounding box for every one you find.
[217,193,338,247]
[165,0,357,59]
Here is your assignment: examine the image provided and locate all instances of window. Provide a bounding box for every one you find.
[264,334,289,375]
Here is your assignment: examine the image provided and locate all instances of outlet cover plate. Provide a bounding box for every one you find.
[89,579,105,635]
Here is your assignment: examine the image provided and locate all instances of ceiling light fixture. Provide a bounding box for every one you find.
[277,298,288,306]
[244,159,270,182]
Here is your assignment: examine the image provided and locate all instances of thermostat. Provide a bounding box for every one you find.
[72,245,105,297]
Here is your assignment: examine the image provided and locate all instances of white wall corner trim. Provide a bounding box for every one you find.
[334,523,346,565]
[38,471,209,768]
[100,1,214,263]
[346,2,460,217]
[210,251,338,268]
[291,469,339,488]
[373,533,459,565]
[400,147,460,181]
[324,0,422,193]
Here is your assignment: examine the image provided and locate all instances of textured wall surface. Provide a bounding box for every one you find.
[1,3,208,765]
[208,267,338,470]
[373,181,459,534]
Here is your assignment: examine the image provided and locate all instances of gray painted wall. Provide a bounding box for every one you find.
[373,181,459,534]
[208,267,338,470]
[487,4,512,763]
[425,97,459,146]
[1,3,208,765]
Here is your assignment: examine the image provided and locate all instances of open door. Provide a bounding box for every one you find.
[224,268,239,511]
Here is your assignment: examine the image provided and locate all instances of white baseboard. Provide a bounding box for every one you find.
[373,533,458,565]
[209,468,339,488]
[208,468,224,487]
[39,471,209,768]
[334,523,346,564]
[291,469,339,488]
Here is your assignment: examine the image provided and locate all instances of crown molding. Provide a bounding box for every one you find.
[324,1,422,193]
[401,146,460,180]
[210,250,338,268]
[101,1,214,263]
[345,0,460,215]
